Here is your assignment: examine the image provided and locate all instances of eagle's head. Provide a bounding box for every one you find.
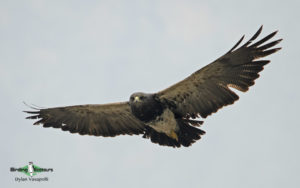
[129,92,164,122]
[129,92,152,104]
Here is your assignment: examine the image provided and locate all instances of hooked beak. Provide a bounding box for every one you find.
[133,96,140,102]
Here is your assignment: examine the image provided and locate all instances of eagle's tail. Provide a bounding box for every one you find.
[176,119,206,147]
[143,119,205,148]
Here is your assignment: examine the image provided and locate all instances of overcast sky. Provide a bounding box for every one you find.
[1,0,299,187]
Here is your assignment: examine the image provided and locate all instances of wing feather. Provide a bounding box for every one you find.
[158,26,281,118]
[24,102,146,137]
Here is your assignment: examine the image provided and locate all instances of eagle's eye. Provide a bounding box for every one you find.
[140,96,145,100]
[130,96,134,101]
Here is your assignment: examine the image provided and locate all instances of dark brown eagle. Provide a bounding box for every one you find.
[25,26,281,147]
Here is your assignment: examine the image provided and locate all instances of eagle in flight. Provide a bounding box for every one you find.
[25,26,281,147]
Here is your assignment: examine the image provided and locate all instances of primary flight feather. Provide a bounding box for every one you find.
[25,26,282,147]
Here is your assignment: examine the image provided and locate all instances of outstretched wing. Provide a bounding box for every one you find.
[158,26,282,118]
[25,102,146,137]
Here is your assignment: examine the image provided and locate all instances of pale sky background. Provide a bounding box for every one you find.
[1,0,299,187]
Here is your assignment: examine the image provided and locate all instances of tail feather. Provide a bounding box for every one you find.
[143,119,205,148]
[143,127,181,147]
[177,119,206,147]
